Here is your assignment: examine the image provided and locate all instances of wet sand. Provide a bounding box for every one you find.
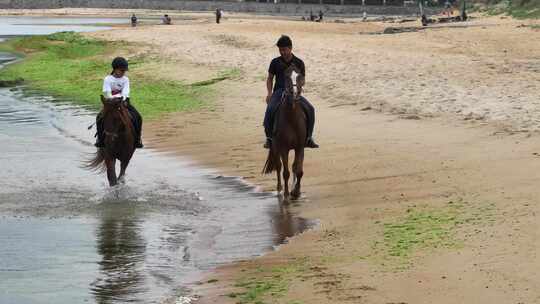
[90,13,540,303]
[5,8,540,303]
[0,83,313,304]
[0,21,311,304]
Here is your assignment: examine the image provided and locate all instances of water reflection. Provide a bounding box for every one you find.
[91,202,147,304]
[272,196,311,245]
[0,15,315,304]
[0,84,315,303]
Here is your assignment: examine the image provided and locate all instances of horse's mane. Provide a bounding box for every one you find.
[102,98,134,135]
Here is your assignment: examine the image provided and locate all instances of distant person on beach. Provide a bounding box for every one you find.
[318,10,324,22]
[162,14,172,25]
[95,57,143,149]
[131,14,137,27]
[310,10,316,21]
[216,8,222,24]
[263,35,319,149]
[445,0,452,16]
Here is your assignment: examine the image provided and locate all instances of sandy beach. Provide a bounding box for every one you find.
[6,8,540,303]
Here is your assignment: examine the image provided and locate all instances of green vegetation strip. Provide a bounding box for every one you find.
[373,200,495,268]
[228,260,307,304]
[0,32,220,119]
[472,0,540,19]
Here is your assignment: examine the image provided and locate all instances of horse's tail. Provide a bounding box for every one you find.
[262,148,277,175]
[84,148,106,172]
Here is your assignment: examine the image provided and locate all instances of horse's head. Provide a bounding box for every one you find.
[100,95,131,145]
[283,64,304,105]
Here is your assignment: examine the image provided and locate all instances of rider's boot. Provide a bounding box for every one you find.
[95,113,105,148]
[264,137,272,149]
[94,136,105,148]
[306,137,319,149]
[135,137,144,149]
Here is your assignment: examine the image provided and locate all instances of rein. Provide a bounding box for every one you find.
[282,66,302,104]
[104,130,119,139]
[102,101,132,141]
[281,86,300,105]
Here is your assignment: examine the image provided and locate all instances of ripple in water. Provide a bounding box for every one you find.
[0,86,314,304]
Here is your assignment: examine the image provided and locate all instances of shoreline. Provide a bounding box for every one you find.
[3,10,540,304]
[0,45,315,304]
[0,19,318,304]
[0,83,314,304]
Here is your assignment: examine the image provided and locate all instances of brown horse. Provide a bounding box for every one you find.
[86,96,136,186]
[263,64,307,200]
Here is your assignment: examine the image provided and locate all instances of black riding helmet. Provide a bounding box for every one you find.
[276,35,292,48]
[111,57,129,71]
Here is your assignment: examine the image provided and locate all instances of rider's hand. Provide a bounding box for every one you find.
[265,95,272,104]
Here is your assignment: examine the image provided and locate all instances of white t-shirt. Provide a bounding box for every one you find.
[103,75,130,100]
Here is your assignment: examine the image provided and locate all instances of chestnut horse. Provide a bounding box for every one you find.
[262,64,307,200]
[87,96,135,186]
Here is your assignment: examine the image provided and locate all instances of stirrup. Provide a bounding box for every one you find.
[306,138,319,149]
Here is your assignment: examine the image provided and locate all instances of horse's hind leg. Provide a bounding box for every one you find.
[281,151,290,199]
[291,149,304,200]
[105,158,117,187]
[276,153,282,193]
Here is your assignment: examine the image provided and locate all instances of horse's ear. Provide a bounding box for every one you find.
[100,95,106,104]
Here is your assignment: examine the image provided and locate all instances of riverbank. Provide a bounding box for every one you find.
[0,31,239,118]
[4,10,540,304]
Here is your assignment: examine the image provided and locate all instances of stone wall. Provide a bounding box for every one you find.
[1,0,442,16]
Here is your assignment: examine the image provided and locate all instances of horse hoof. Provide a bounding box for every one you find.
[291,190,301,200]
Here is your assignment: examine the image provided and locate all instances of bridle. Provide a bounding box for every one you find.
[104,130,119,140]
[103,98,128,142]
[282,65,302,104]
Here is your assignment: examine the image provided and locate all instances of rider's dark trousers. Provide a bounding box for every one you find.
[263,89,315,139]
[126,101,143,141]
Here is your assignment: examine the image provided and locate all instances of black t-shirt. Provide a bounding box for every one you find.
[268,55,306,92]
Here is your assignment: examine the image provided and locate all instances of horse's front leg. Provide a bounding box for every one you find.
[118,159,130,183]
[105,158,117,187]
[281,151,290,199]
[291,148,304,199]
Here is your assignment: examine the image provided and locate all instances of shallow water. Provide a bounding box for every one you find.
[0,16,128,36]
[0,21,312,304]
